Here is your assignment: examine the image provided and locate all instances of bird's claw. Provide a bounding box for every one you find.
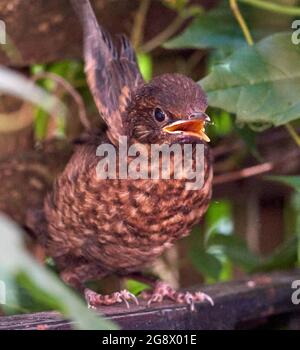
[84,288,139,309]
[176,291,214,311]
[146,293,163,307]
[115,289,139,309]
[141,281,214,311]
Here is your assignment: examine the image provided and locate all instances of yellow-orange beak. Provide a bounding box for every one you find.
[162,114,210,142]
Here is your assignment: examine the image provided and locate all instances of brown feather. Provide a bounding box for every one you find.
[71,0,144,145]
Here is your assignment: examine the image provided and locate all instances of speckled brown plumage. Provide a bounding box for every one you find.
[3,0,214,308]
[41,134,212,289]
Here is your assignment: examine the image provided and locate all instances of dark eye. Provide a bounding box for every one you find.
[154,107,166,122]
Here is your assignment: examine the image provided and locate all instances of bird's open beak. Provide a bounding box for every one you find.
[162,113,210,142]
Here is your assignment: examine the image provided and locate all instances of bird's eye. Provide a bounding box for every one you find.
[154,107,166,122]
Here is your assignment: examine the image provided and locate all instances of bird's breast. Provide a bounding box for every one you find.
[45,141,212,272]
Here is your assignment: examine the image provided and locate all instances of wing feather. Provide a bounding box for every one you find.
[71,0,144,144]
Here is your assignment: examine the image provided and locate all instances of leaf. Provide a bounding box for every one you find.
[207,109,234,139]
[165,4,248,51]
[0,214,117,330]
[204,200,233,242]
[201,33,300,127]
[266,175,300,192]
[251,236,297,272]
[34,107,49,140]
[208,234,260,271]
[126,279,149,296]
[137,52,153,82]
[165,0,290,51]
[189,248,222,280]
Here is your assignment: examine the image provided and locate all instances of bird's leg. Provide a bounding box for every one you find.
[126,273,214,311]
[84,288,138,309]
[140,280,214,312]
[60,265,139,309]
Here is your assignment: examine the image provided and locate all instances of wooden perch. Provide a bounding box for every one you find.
[0,270,299,330]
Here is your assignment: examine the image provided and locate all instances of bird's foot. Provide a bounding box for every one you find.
[84,288,139,309]
[141,281,214,312]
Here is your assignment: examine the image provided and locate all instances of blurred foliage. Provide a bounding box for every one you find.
[125,279,150,295]
[162,0,189,11]
[207,109,234,139]
[162,0,204,16]
[267,176,300,192]
[137,52,153,81]
[0,0,300,321]
[188,200,260,283]
[31,60,88,140]
[235,124,262,161]
[0,66,66,135]
[0,215,117,329]
[266,176,300,264]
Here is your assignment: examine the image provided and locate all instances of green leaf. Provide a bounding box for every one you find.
[201,33,300,127]
[34,107,49,140]
[125,279,149,296]
[266,175,300,192]
[205,200,233,239]
[208,234,260,271]
[0,215,117,330]
[208,109,233,138]
[251,236,297,272]
[137,52,153,82]
[165,0,290,51]
[165,5,247,50]
[189,248,222,280]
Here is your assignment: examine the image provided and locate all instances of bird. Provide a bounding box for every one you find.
[3,0,214,311]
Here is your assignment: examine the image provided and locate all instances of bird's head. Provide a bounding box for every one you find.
[126,73,210,145]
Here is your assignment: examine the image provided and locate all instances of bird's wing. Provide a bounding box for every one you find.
[71,0,144,144]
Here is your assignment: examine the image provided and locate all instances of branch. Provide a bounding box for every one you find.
[238,0,300,16]
[140,14,186,53]
[229,0,254,45]
[213,146,300,185]
[0,270,298,330]
[131,0,151,50]
[285,123,300,148]
[32,72,91,131]
[213,162,273,185]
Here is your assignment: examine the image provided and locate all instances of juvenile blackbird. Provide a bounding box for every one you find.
[29,0,213,310]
